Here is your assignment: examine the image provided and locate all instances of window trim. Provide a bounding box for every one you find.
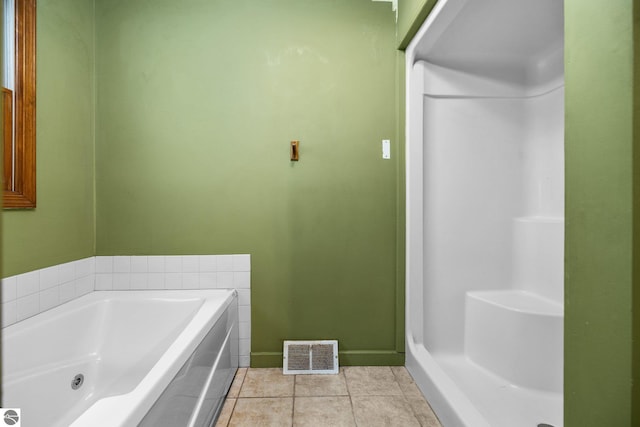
[2,87,12,191]
[4,0,36,209]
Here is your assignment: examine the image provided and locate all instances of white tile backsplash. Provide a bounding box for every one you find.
[2,301,17,326]
[75,257,95,278]
[182,257,199,273]
[217,272,233,288]
[217,255,233,271]
[76,276,94,296]
[16,271,39,298]
[58,262,76,284]
[199,273,217,289]
[182,273,199,289]
[233,254,251,272]
[131,256,148,273]
[165,256,182,273]
[165,273,182,289]
[2,254,251,366]
[95,273,113,291]
[239,355,250,368]
[3,257,95,325]
[148,256,165,273]
[147,272,165,289]
[113,256,131,273]
[239,338,251,357]
[233,272,251,289]
[239,305,251,323]
[39,287,60,312]
[239,322,251,340]
[147,255,164,273]
[39,266,59,290]
[95,256,113,273]
[113,273,131,290]
[199,255,217,272]
[130,274,149,290]
[59,281,77,304]
[16,294,39,321]
[2,276,17,303]
[238,289,251,306]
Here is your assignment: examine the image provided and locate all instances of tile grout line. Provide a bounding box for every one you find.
[291,373,296,427]
[349,393,359,426]
[392,367,433,427]
[225,368,247,426]
[344,368,360,427]
[393,368,422,425]
[222,398,237,427]
[237,367,248,392]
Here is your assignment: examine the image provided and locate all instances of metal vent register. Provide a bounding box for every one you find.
[283,340,339,374]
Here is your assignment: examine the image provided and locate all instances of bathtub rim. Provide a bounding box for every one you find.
[74,289,236,427]
[2,289,238,427]
[1,289,207,337]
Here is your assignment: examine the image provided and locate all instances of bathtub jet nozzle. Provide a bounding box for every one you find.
[71,374,84,390]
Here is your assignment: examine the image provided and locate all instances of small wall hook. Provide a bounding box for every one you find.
[290,140,299,161]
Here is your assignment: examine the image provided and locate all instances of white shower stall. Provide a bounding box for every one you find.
[405,0,564,426]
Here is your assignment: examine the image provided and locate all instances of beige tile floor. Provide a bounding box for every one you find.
[215,366,442,427]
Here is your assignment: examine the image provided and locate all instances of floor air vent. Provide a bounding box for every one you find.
[283,340,339,375]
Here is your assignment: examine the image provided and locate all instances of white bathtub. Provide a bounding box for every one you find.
[2,290,238,427]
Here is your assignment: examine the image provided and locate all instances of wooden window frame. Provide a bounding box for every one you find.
[4,0,36,209]
[3,87,12,191]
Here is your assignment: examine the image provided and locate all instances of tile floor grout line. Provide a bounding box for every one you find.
[221,398,237,427]
[291,373,296,427]
[344,368,359,427]
[343,367,352,395]
[396,367,442,427]
[344,368,360,427]
[237,367,247,391]
[348,390,359,426]
[230,367,248,425]
[398,375,424,426]
[217,370,240,424]
[395,368,426,426]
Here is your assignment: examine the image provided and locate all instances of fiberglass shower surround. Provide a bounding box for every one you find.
[405,0,564,426]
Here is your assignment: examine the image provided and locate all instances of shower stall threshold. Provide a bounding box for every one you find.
[431,353,563,427]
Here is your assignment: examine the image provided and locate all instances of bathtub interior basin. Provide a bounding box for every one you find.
[2,290,237,427]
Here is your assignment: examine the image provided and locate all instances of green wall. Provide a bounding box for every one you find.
[2,0,95,277]
[396,0,437,49]
[633,4,640,425]
[565,0,637,425]
[95,0,402,366]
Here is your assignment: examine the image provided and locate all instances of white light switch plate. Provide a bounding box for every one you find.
[382,139,391,159]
